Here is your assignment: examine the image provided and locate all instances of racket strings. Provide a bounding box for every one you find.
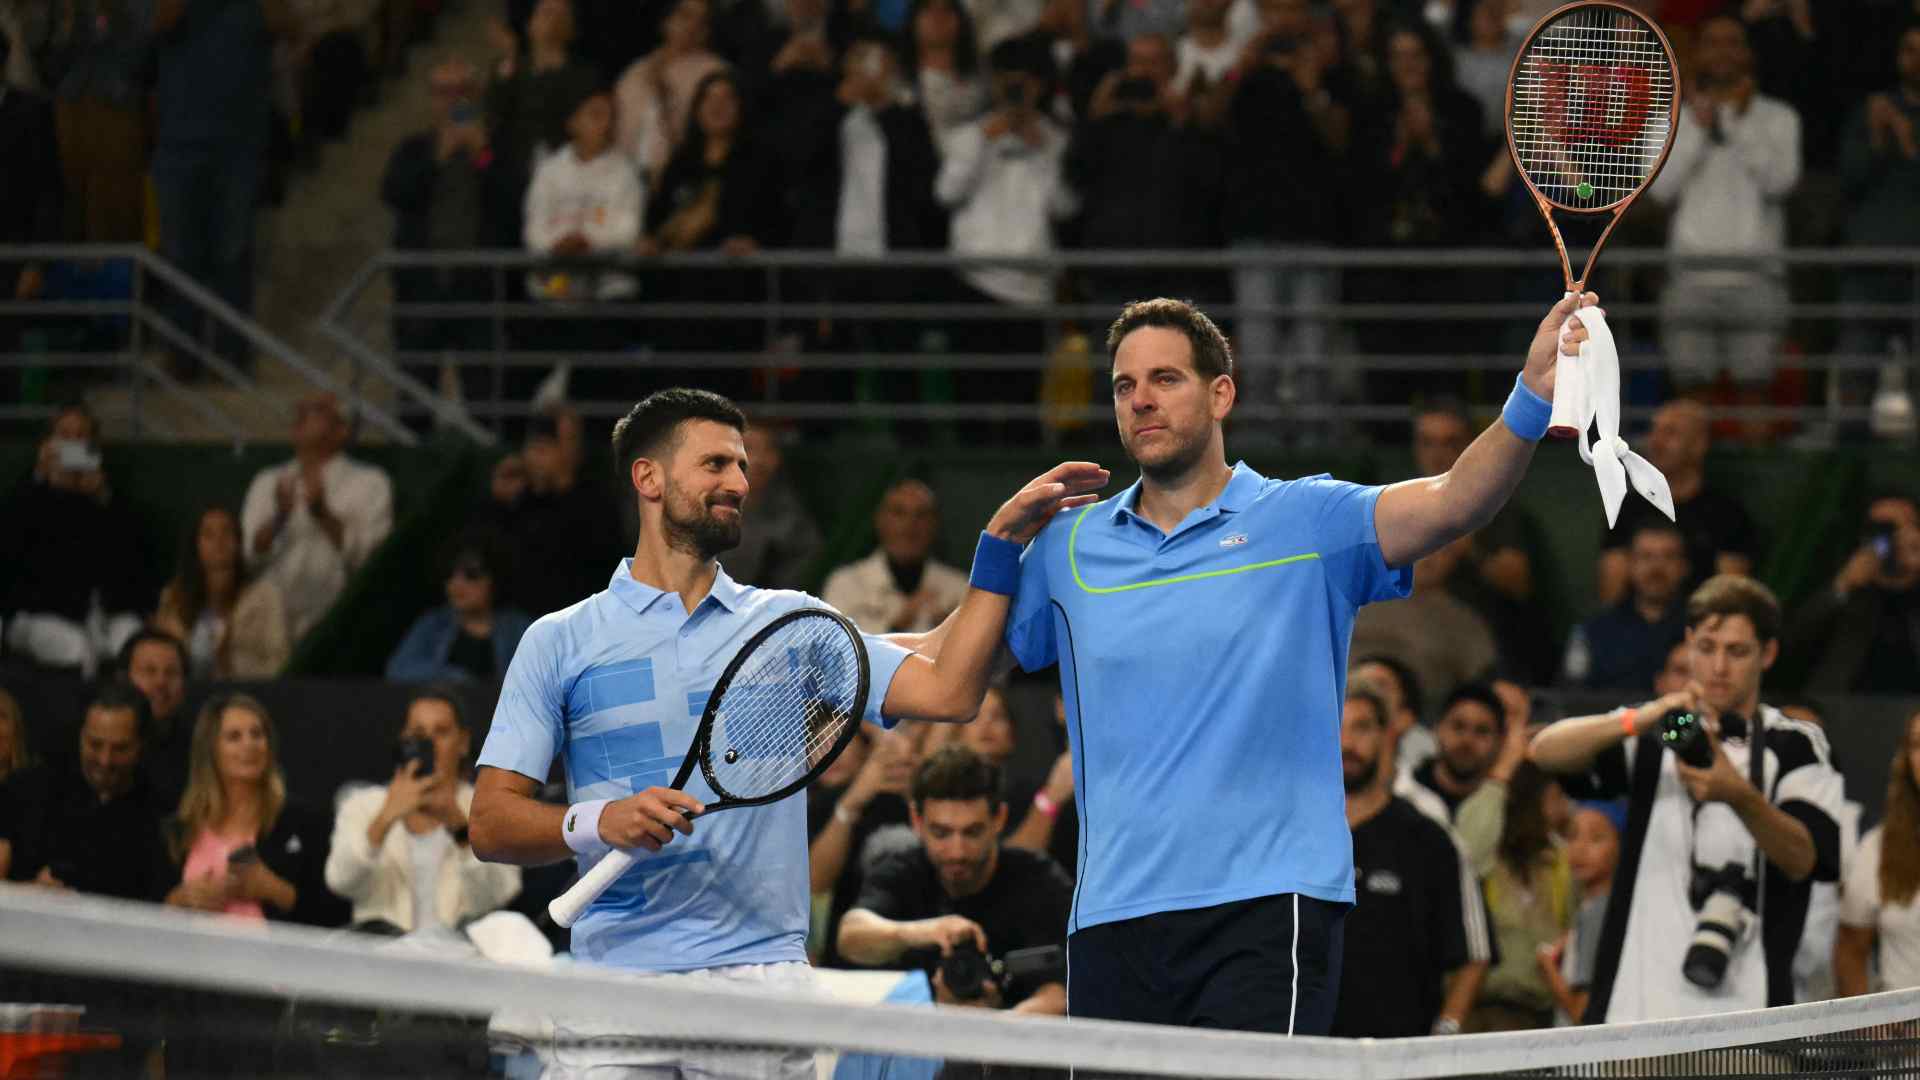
[1509,4,1675,210]
[706,617,863,800]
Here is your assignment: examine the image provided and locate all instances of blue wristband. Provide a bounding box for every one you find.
[969,531,1023,596]
[1502,373,1552,442]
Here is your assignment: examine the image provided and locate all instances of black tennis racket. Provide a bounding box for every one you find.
[549,607,869,927]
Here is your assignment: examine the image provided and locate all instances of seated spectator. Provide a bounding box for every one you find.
[1792,492,1920,693]
[903,0,984,148]
[382,58,507,416]
[0,686,50,880]
[1595,401,1758,609]
[161,693,344,926]
[1408,681,1505,821]
[1002,689,1076,872]
[644,69,780,255]
[325,689,520,933]
[837,745,1072,1013]
[1836,29,1920,420]
[1649,15,1800,399]
[1471,761,1573,1032]
[808,725,914,965]
[525,85,641,304]
[7,682,168,900]
[484,0,602,243]
[1448,0,1515,138]
[1352,652,1434,775]
[822,479,968,634]
[613,0,726,182]
[1838,706,1920,995]
[1538,800,1624,1024]
[729,423,824,590]
[0,404,146,676]
[1335,689,1479,1038]
[1348,537,1499,705]
[386,541,532,683]
[240,392,395,642]
[154,505,292,681]
[954,685,1067,852]
[473,408,619,616]
[119,629,192,809]
[1562,521,1689,691]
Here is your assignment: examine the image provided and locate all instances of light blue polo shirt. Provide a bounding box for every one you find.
[478,561,912,972]
[1007,463,1412,932]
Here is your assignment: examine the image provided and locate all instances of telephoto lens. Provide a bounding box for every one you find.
[1659,709,1716,769]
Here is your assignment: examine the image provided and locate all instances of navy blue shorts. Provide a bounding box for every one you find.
[1066,892,1346,1036]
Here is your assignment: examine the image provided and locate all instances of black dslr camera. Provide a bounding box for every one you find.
[1658,708,1716,769]
[939,944,1065,1005]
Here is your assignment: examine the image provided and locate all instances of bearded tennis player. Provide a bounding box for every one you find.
[902,293,1600,1037]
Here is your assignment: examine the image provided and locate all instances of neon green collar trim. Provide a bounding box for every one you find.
[1066,502,1321,595]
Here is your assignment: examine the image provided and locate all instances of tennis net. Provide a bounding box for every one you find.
[3,886,1917,1080]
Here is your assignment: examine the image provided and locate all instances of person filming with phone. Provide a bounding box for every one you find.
[1528,576,1843,1021]
[1789,492,1920,694]
[837,744,1072,1014]
[325,689,520,935]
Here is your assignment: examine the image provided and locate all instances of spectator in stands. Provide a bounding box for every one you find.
[951,685,1065,852]
[1448,0,1514,138]
[1654,639,1693,696]
[1,405,146,676]
[120,628,191,807]
[1837,28,1920,422]
[1218,0,1347,405]
[822,479,968,634]
[808,724,914,966]
[1538,800,1624,1024]
[935,35,1076,361]
[0,28,60,314]
[1003,689,1076,870]
[35,0,152,242]
[485,0,602,244]
[325,689,520,933]
[1649,15,1800,397]
[386,540,532,684]
[1563,520,1690,691]
[1791,492,1920,693]
[724,423,823,590]
[1837,706,1920,995]
[1530,576,1844,1021]
[241,392,395,642]
[154,506,291,681]
[382,57,505,417]
[1173,0,1247,96]
[1734,0,1816,131]
[0,687,50,880]
[614,0,725,183]
[1451,678,1538,878]
[1068,32,1226,303]
[902,0,983,148]
[1470,760,1573,1031]
[161,692,344,925]
[1084,0,1177,48]
[1349,536,1499,706]
[1335,688,1478,1037]
[475,408,617,616]
[838,745,1072,1013]
[1352,652,1433,773]
[12,681,168,900]
[151,0,286,362]
[1412,399,1556,683]
[965,0,1044,57]
[1408,681,1505,821]
[524,85,641,304]
[1595,401,1758,608]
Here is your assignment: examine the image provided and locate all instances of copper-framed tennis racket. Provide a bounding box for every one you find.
[1506,1,1680,439]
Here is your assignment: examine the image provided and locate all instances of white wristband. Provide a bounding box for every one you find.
[563,799,613,856]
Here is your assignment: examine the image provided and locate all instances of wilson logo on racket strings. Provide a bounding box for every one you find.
[1533,60,1654,149]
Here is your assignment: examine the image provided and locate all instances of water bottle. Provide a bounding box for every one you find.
[1871,337,1916,443]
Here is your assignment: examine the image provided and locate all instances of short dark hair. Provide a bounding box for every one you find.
[1105,298,1233,381]
[1345,689,1389,730]
[1413,396,1472,428]
[86,679,151,742]
[1866,490,1920,523]
[405,685,470,731]
[1686,574,1782,644]
[911,744,1004,811]
[1439,681,1506,733]
[48,400,98,440]
[118,628,187,675]
[610,388,747,480]
[1353,653,1425,724]
[1627,518,1686,548]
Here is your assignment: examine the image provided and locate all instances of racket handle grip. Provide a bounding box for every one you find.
[549,848,636,929]
[1547,292,1588,439]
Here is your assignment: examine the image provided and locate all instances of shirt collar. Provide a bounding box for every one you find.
[607,559,743,616]
[1105,461,1264,526]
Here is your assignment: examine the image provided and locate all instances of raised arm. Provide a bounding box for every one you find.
[1374,293,1595,568]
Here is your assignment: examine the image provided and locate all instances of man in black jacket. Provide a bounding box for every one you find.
[1793,492,1920,693]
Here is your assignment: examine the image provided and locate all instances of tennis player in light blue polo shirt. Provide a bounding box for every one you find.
[469,389,1104,1078]
[903,292,1604,1038]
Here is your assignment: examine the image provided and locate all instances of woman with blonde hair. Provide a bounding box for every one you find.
[1838,707,1920,994]
[153,505,290,680]
[161,693,343,925]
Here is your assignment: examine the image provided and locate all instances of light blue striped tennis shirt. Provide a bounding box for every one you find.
[478,560,912,972]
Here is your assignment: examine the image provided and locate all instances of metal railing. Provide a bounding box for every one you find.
[0,246,422,446]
